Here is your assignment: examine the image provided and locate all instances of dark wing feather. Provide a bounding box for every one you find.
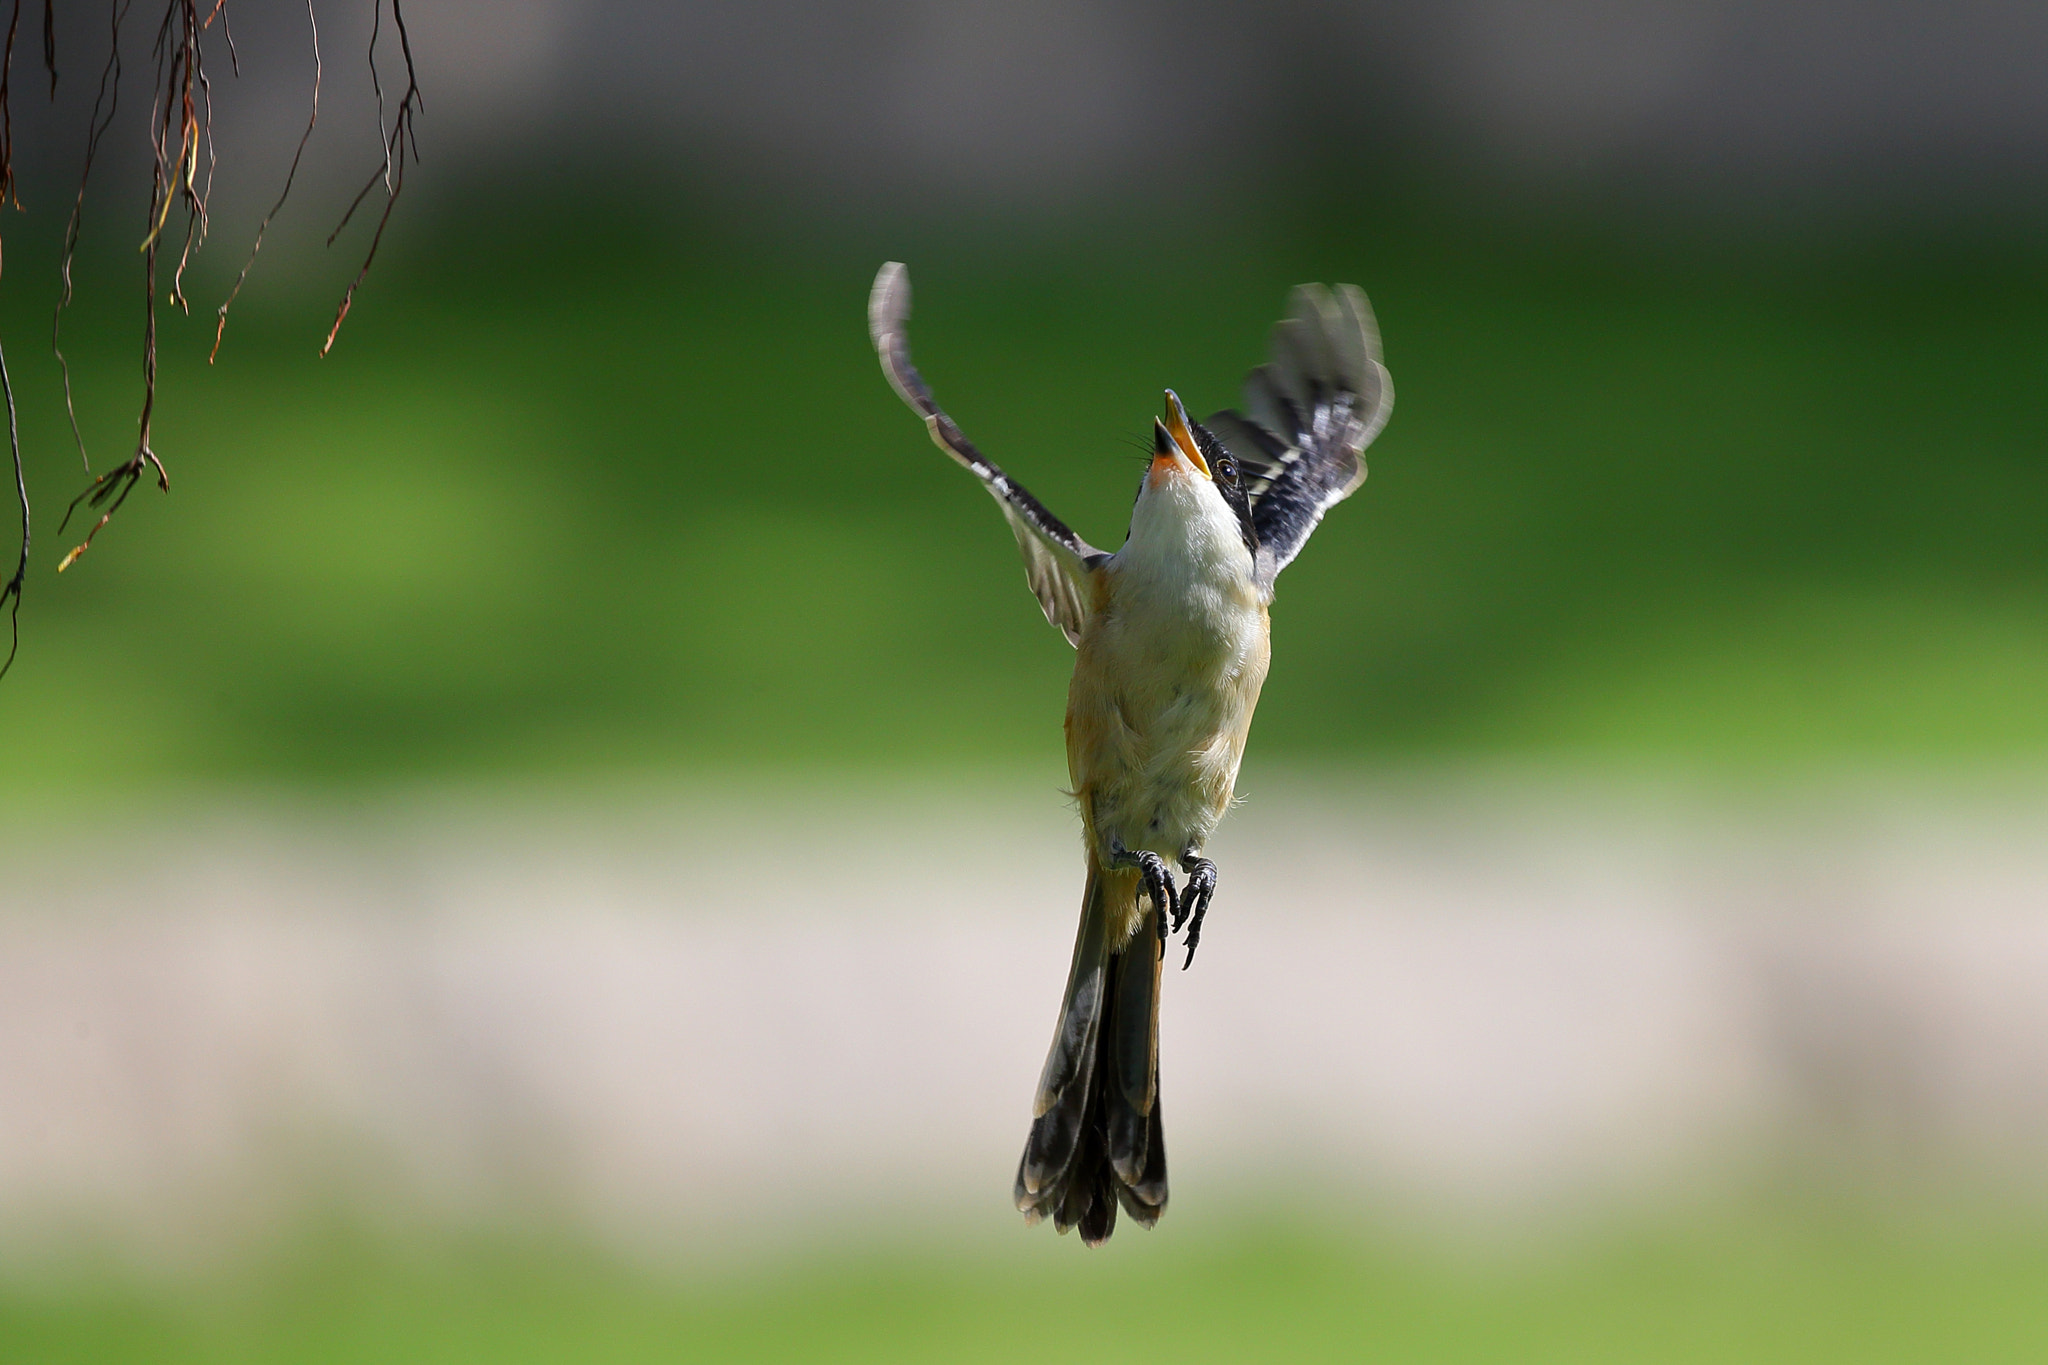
[1204,284,1393,586]
[869,263,1106,646]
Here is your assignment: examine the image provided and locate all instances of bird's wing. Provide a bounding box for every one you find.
[1203,283,1393,586]
[870,262,1106,647]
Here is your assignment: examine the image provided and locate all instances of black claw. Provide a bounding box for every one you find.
[1110,840,1178,948]
[1177,855,1217,970]
[1140,853,1178,930]
[1180,904,1207,969]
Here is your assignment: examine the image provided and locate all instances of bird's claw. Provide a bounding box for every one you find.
[1109,842,1217,967]
[1111,841,1178,957]
[1177,855,1217,970]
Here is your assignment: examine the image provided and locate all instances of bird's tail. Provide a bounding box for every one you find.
[1014,857,1167,1245]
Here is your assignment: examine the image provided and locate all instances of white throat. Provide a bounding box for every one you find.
[1115,468,1255,597]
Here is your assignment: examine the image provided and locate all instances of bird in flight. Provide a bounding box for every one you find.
[868,264,1393,1246]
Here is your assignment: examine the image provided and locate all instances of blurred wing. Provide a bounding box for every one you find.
[1204,283,1393,586]
[869,262,1105,647]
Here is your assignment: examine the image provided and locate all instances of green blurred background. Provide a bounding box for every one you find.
[7,188,2044,798]
[2,2,2047,1359]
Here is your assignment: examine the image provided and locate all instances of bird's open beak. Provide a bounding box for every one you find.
[1151,389,1212,481]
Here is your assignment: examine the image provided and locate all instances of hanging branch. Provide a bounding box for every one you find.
[57,0,213,573]
[322,0,416,356]
[54,0,130,477]
[1,0,22,212]
[0,1,419,669]
[3,0,64,672]
[212,0,315,362]
[0,334,20,680]
[166,8,216,312]
[0,0,24,677]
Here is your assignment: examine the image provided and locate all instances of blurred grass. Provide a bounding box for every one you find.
[8,1209,2048,1364]
[0,186,2043,796]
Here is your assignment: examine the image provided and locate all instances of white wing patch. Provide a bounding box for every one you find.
[1203,283,1394,585]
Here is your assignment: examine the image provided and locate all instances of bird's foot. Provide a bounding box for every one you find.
[1110,840,1178,955]
[1177,854,1217,970]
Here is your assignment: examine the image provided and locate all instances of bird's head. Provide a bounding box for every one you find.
[1150,390,1211,485]
[1142,390,1257,556]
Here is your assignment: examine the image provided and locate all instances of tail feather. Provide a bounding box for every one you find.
[1015,858,1168,1246]
[1112,921,1160,1115]
[1121,1099,1167,1219]
[1105,925,1160,1190]
[1015,868,1109,1209]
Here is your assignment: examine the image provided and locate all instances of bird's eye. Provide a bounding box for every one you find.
[1216,458,1236,483]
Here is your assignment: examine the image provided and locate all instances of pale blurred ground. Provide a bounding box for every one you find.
[5,775,2047,1273]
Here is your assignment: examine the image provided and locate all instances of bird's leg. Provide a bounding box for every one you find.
[1109,838,1177,953]
[1176,850,1218,970]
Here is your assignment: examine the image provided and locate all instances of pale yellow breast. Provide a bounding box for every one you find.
[1065,583,1270,860]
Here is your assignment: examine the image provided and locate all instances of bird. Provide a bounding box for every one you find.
[867,263,1393,1246]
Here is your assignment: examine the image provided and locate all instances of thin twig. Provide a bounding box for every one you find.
[369,0,387,186]
[58,153,168,574]
[5,0,423,653]
[0,0,22,675]
[170,11,218,311]
[210,0,235,76]
[0,0,22,211]
[0,334,22,679]
[55,0,131,476]
[56,0,205,572]
[213,0,316,363]
[323,0,418,356]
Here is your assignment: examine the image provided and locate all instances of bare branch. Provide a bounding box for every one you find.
[0,338,22,680]
[0,0,22,677]
[1,0,23,211]
[57,167,168,574]
[209,0,235,77]
[323,0,418,357]
[58,0,213,571]
[169,6,219,312]
[1,0,421,660]
[213,0,316,363]
[55,0,131,476]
